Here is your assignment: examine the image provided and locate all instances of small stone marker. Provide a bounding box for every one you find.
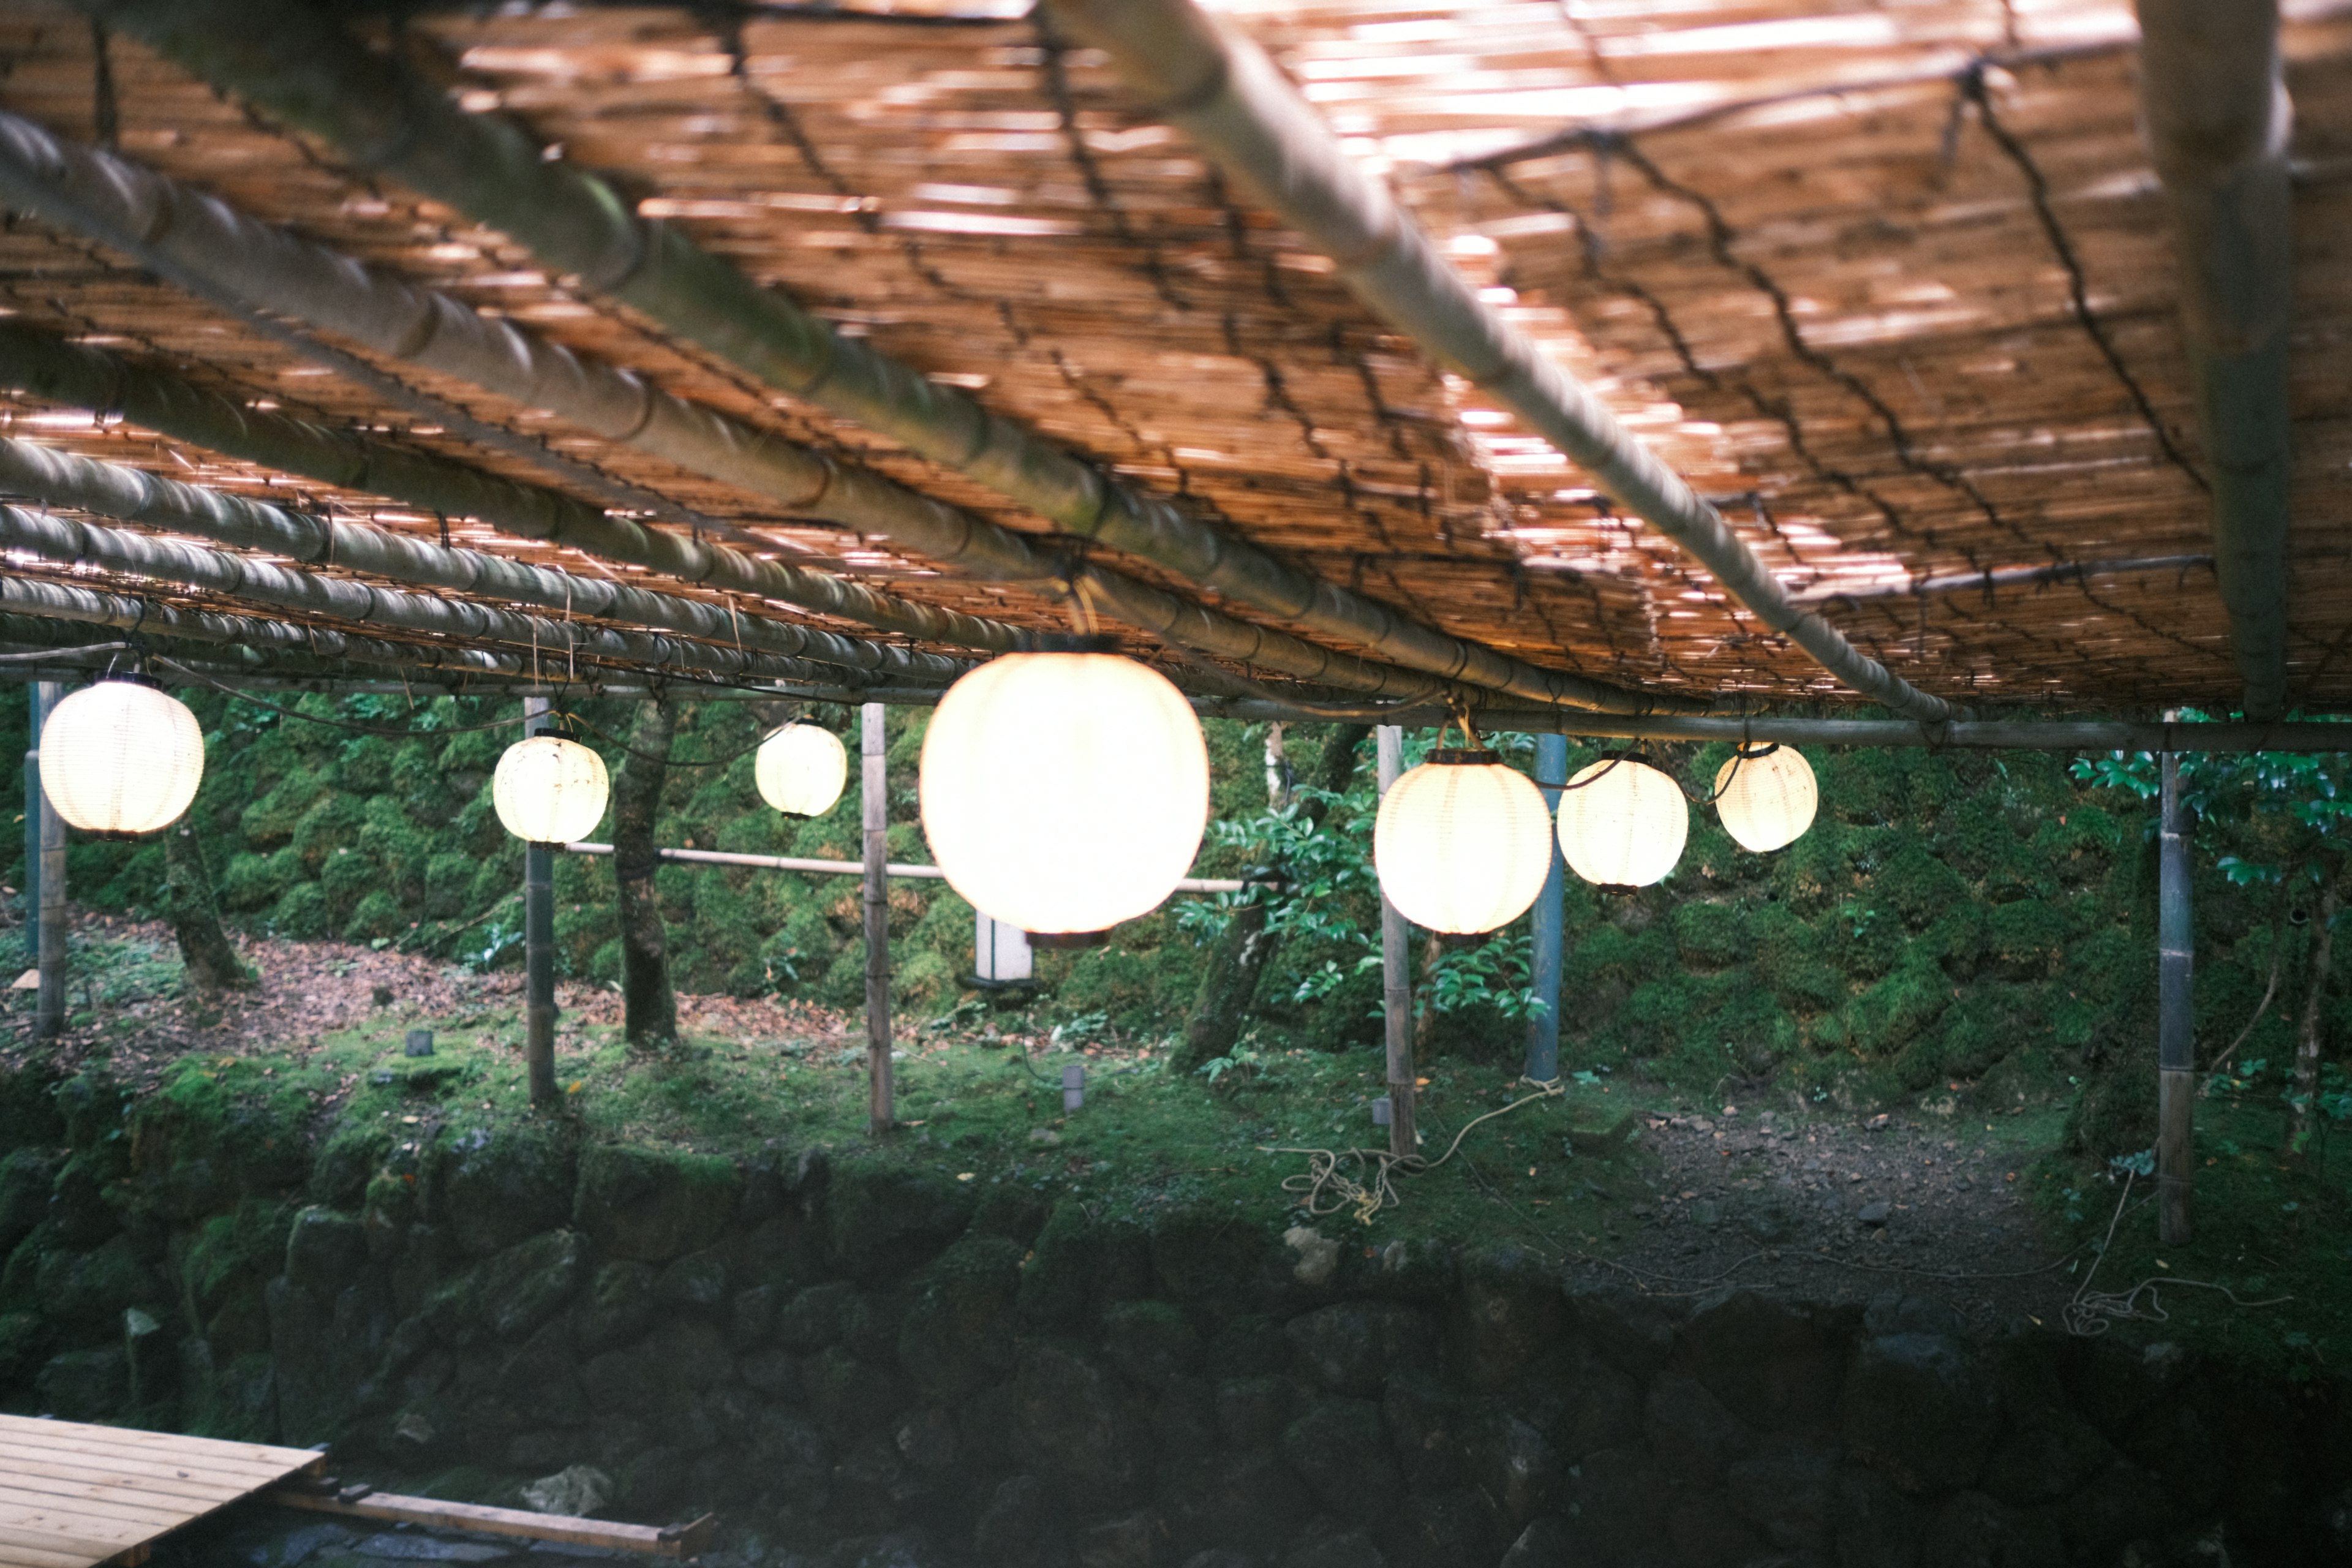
[404,1029,435,1057]
[1371,1096,1392,1126]
[1061,1062,1085,1111]
[1858,1199,1892,1226]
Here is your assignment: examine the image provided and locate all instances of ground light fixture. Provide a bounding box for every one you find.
[918,636,1209,945]
[1373,737,1553,933]
[38,677,205,835]
[1713,743,1817,853]
[1556,753,1689,889]
[492,724,611,845]
[755,722,848,818]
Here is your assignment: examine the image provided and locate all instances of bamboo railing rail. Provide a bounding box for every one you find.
[1041,0,1962,726]
[67,0,1715,717]
[0,437,973,685]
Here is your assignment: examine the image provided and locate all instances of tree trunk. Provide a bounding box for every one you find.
[2285,884,2339,1160]
[1177,722,1368,1072]
[164,823,254,992]
[612,700,678,1051]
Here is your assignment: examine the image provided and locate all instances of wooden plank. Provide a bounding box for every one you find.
[0,1419,318,1472]
[0,1415,322,1568]
[0,1480,194,1529]
[0,1438,298,1492]
[272,1491,717,1559]
[0,1450,265,1504]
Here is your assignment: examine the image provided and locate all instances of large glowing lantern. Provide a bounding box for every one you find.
[492,731,610,844]
[1713,744,1817,853]
[1556,755,1688,888]
[39,679,204,835]
[1373,749,1554,934]
[919,643,1208,943]
[756,723,848,818]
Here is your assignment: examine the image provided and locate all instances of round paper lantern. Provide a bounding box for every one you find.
[492,732,610,845]
[1556,755,1689,889]
[1373,749,1553,934]
[756,723,848,818]
[919,643,1208,943]
[1714,744,1817,853]
[39,679,204,835]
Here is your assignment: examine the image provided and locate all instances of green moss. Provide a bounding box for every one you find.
[1671,900,1747,968]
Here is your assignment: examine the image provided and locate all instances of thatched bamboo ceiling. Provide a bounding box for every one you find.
[0,0,2343,711]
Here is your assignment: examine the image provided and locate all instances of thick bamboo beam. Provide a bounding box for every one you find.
[0,437,969,685]
[59,10,1710,717]
[0,506,872,690]
[2135,0,2294,720]
[1791,555,2214,606]
[1043,0,1961,725]
[0,322,1023,658]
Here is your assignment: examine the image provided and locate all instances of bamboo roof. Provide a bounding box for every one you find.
[0,0,2343,710]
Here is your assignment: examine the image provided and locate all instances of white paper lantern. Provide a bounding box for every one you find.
[39,680,204,835]
[1556,755,1689,888]
[1714,745,1817,853]
[1373,750,1554,934]
[755,723,848,818]
[492,733,610,845]
[919,645,1208,942]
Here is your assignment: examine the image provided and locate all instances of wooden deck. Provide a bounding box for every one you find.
[0,1414,322,1567]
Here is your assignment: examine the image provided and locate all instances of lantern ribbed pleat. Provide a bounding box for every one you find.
[1556,758,1688,888]
[756,724,848,818]
[1373,758,1553,934]
[39,680,205,835]
[919,651,1208,937]
[1714,747,1818,853]
[492,735,611,844]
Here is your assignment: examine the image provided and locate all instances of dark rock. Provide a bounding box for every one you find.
[752,1406,831,1506]
[1665,1490,1765,1568]
[976,1476,1063,1568]
[283,1207,368,1294]
[1102,1299,1201,1390]
[619,1444,692,1517]
[1204,1314,1290,1378]
[1496,1517,1570,1568]
[1979,1414,2116,1506]
[1450,1246,1561,1393]
[582,1317,729,1415]
[492,1314,586,1427]
[0,1149,61,1257]
[894,1406,960,1474]
[1557,1445,1668,1564]
[1077,1508,1167,1568]
[899,1235,1021,1401]
[1841,1334,1999,1493]
[36,1236,159,1338]
[655,1248,729,1313]
[1152,1206,1275,1306]
[435,1124,574,1257]
[1281,1526,1386,1568]
[1368,1237,1455,1303]
[1457,1408,1561,1529]
[1547,1354,1644,1460]
[0,1310,48,1388]
[728,1284,780,1351]
[1158,1449,1312,1560]
[1176,1556,1250,1568]
[1286,1301,1431,1395]
[347,1533,510,1562]
[37,1346,126,1420]
[1921,1490,2065,1568]
[802,1346,900,1441]
[1857,1200,1891,1227]
[827,1160,976,1285]
[1725,1434,1840,1550]
[1675,1290,1843,1430]
[739,1346,798,1402]
[1562,1286,1682,1380]
[777,1281,859,1352]
[1643,1371,1751,1484]
[1863,1291,1968,1340]
[1281,1396,1401,1521]
[473,1229,585,1341]
[1017,1341,1151,1504]
[574,1260,658,1353]
[2056,1458,2179,1560]
[572,1145,740,1264]
[970,1180,1050,1247]
[1019,1203,1153,1335]
[1215,1373,1300,1450]
[1379,1487,1501,1568]
[1380,1373,1460,1491]
[47,1156,118,1250]
[1833,1465,1923,1568]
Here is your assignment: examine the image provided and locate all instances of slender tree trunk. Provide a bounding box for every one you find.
[1177,722,1370,1073]
[2285,884,2339,1161]
[164,823,253,992]
[612,701,678,1051]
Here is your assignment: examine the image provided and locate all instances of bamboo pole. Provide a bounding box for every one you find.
[1790,554,2215,606]
[1525,733,1567,1086]
[21,682,40,970]
[58,12,1709,718]
[2157,745,2195,1244]
[0,506,869,691]
[32,680,63,1042]
[0,439,971,685]
[1043,0,1958,726]
[522,698,559,1108]
[1259,710,2352,755]
[861,703,894,1136]
[2136,0,2294,720]
[1376,726,1416,1157]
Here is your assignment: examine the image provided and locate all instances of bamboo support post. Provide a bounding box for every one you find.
[21,681,41,969]
[1525,732,1568,1086]
[33,680,64,1042]
[523,698,559,1109]
[2157,747,2195,1245]
[861,702,894,1136]
[1376,726,1416,1157]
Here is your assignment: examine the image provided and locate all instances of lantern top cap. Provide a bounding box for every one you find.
[1427,746,1502,766]
[1017,632,1120,656]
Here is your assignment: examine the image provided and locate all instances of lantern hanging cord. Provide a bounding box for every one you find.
[1263,1080,1566,1223]
[150,657,532,737]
